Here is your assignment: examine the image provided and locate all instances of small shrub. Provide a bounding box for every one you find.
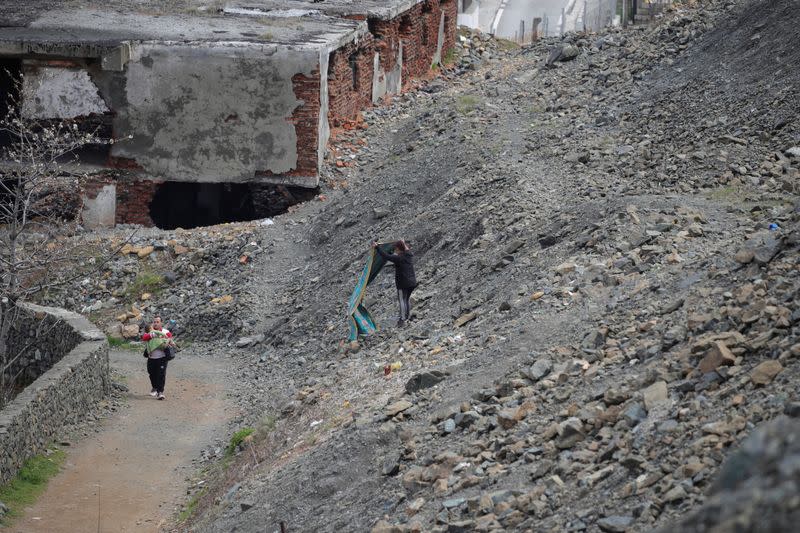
[178,487,206,523]
[226,427,255,457]
[442,47,457,66]
[126,270,164,301]
[256,414,277,438]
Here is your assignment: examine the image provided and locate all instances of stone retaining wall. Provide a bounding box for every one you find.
[0,303,109,485]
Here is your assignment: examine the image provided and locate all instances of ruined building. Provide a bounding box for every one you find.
[0,1,456,228]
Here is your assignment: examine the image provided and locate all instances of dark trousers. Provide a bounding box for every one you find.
[147,357,168,393]
[397,287,414,321]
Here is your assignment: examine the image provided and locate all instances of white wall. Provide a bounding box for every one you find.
[457,0,481,29]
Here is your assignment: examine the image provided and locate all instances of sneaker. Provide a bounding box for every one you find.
[157,393,165,400]
[150,390,158,397]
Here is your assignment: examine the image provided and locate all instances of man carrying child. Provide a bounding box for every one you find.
[141,316,175,400]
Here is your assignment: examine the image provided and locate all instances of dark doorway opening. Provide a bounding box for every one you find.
[149,182,318,230]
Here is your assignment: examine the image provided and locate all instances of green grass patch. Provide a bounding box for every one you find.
[226,427,255,457]
[704,185,742,201]
[455,94,481,114]
[107,336,140,350]
[442,47,457,66]
[0,447,66,525]
[495,38,521,51]
[178,487,207,523]
[126,269,165,301]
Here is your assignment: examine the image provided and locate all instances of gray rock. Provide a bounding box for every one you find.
[622,403,648,426]
[555,417,585,449]
[382,452,401,476]
[524,358,553,381]
[597,515,634,532]
[442,497,466,509]
[455,410,481,428]
[405,370,446,394]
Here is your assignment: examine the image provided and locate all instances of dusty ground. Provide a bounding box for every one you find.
[7,349,232,533]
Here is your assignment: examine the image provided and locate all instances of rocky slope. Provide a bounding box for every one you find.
[29,0,799,531]
[156,0,800,531]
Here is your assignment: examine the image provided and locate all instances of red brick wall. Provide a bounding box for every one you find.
[367,0,458,90]
[441,0,458,60]
[327,34,376,126]
[289,69,321,176]
[115,179,161,226]
[371,17,401,74]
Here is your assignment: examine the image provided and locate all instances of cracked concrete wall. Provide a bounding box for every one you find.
[21,64,109,119]
[95,42,325,183]
[81,183,116,229]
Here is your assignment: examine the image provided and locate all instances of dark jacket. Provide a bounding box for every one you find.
[377,247,417,290]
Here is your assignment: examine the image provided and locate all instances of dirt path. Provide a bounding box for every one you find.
[9,348,233,533]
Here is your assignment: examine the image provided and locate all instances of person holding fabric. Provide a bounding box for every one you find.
[141,316,173,400]
[371,239,417,327]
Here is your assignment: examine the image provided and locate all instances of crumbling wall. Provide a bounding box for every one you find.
[93,43,326,183]
[367,0,457,101]
[327,33,376,125]
[20,59,109,119]
[114,177,161,226]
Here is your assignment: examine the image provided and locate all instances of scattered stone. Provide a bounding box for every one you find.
[454,312,477,327]
[555,417,585,449]
[750,360,783,386]
[524,358,553,381]
[642,381,668,410]
[699,341,736,374]
[405,371,447,394]
[597,515,634,532]
[385,400,413,417]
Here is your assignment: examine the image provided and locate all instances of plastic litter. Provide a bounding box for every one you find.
[769,223,780,231]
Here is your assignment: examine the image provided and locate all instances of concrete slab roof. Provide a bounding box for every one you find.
[228,0,431,20]
[0,5,367,58]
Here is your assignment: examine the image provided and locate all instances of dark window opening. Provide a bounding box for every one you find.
[0,59,113,167]
[327,51,337,78]
[149,182,318,230]
[400,15,413,36]
[368,19,380,38]
[348,51,359,90]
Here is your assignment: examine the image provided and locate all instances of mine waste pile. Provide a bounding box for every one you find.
[31,0,800,531]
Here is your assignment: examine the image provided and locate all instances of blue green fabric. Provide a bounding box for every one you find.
[347,242,395,341]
